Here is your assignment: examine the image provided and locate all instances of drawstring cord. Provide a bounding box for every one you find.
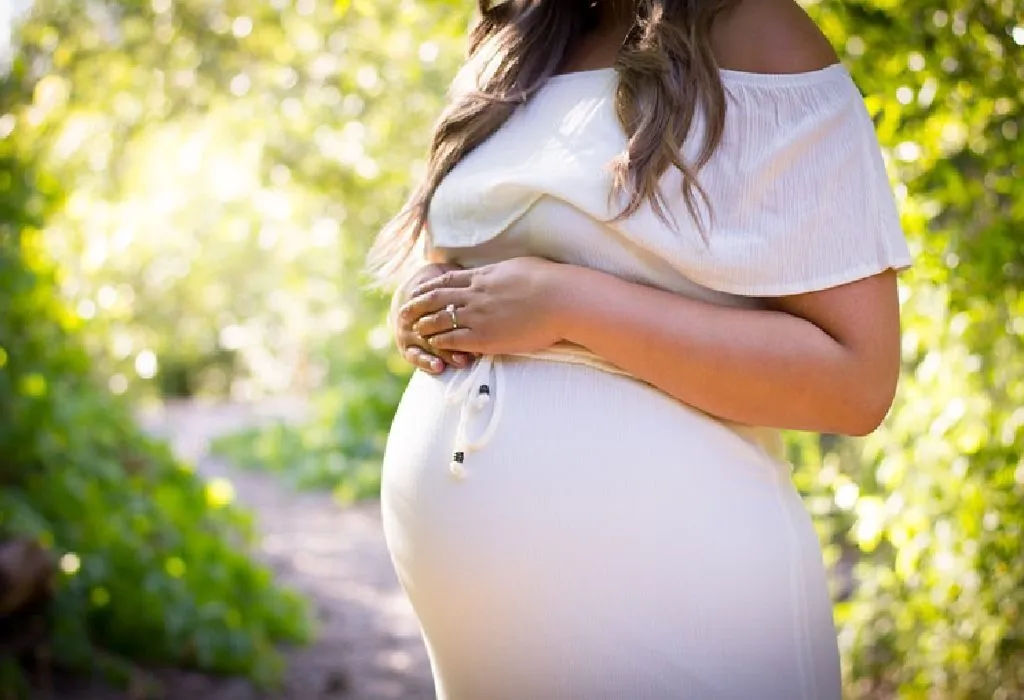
[444,355,506,480]
[438,345,786,480]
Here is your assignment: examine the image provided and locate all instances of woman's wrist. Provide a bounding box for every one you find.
[544,263,605,345]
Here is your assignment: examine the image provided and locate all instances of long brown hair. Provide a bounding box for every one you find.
[368,0,738,281]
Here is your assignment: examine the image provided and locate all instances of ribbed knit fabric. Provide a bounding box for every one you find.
[382,64,910,699]
[428,64,911,295]
[383,361,840,699]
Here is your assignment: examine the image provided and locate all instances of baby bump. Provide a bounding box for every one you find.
[380,357,839,697]
[381,356,811,588]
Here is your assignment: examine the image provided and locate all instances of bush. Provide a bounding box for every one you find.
[0,145,311,693]
[210,349,408,502]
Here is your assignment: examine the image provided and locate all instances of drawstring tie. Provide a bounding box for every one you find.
[443,355,506,480]
[438,345,787,481]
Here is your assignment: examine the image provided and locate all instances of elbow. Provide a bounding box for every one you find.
[839,373,899,437]
[843,405,890,438]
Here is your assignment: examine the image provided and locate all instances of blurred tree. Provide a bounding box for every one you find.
[0,17,310,696]
[14,0,469,399]
[798,2,1024,697]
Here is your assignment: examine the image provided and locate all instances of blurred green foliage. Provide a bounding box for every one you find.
[3,0,1022,697]
[11,0,468,401]
[0,158,311,690]
[800,2,1024,697]
[0,13,310,697]
[211,351,407,501]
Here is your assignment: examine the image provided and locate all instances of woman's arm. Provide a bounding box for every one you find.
[405,258,902,436]
[541,0,907,435]
[400,0,903,434]
[554,264,902,435]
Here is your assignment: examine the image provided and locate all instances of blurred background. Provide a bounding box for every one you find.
[0,0,1021,698]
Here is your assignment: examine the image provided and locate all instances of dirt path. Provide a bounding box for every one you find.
[58,399,435,700]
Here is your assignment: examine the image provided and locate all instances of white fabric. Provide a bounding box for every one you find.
[383,64,911,699]
[429,64,911,295]
[384,360,841,700]
[443,353,506,479]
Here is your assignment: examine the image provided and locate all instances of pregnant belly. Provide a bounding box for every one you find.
[380,357,838,698]
[382,355,800,585]
[383,354,786,490]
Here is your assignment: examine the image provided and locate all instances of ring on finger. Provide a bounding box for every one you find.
[445,303,459,330]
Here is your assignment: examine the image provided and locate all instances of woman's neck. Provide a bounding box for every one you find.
[595,0,635,27]
[561,1,635,73]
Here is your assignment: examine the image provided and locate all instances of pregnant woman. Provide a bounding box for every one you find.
[374,0,911,698]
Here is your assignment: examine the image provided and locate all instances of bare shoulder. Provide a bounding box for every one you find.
[711,0,839,74]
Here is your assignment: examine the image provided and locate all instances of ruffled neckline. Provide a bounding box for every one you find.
[545,62,850,89]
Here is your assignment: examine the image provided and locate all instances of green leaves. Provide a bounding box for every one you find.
[0,127,310,695]
[6,0,470,402]
[798,3,1024,696]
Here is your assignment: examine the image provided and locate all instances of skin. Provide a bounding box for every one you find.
[389,262,473,373]
[390,0,902,436]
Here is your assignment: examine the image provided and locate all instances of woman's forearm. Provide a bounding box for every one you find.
[554,264,894,435]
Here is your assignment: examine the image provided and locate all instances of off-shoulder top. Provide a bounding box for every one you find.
[423,64,913,462]
[428,63,911,298]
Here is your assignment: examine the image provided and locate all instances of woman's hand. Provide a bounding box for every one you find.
[399,256,569,356]
[391,262,473,374]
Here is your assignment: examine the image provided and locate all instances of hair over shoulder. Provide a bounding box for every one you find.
[368,0,740,281]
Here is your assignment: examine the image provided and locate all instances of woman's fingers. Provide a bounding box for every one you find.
[390,262,478,375]
[394,265,480,370]
[398,326,474,374]
[402,345,474,373]
[449,352,474,367]
[403,345,444,374]
[399,288,469,326]
[428,328,483,354]
[410,269,474,298]
[413,307,464,338]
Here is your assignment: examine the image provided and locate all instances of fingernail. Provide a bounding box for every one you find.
[430,359,443,372]
[452,353,468,366]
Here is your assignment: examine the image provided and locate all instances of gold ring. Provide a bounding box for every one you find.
[445,304,459,330]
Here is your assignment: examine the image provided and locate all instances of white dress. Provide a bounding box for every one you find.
[381,64,912,700]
